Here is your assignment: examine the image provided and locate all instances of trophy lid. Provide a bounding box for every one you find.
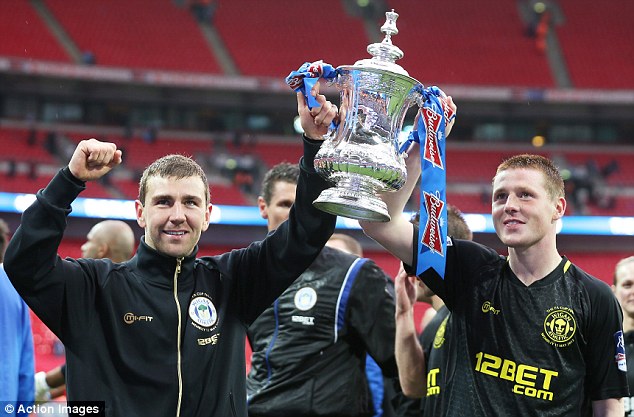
[351,10,410,77]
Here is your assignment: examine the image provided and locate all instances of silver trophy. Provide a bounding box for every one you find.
[313,10,423,222]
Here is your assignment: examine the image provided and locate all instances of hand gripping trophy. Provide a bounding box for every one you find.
[287,10,455,222]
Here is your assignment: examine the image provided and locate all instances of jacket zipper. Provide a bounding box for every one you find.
[174,257,184,417]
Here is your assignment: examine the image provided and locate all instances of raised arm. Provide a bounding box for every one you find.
[394,264,427,398]
[4,139,122,335]
[235,83,339,324]
[359,142,421,266]
[360,97,456,266]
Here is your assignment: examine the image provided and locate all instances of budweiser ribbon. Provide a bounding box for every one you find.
[401,86,456,278]
[285,61,337,109]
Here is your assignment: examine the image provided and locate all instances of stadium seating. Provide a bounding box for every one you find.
[386,0,553,87]
[214,0,369,78]
[223,140,303,168]
[110,177,140,200]
[1,172,112,198]
[0,1,70,62]
[43,0,221,73]
[0,127,57,164]
[3,0,632,90]
[63,132,213,171]
[557,0,634,89]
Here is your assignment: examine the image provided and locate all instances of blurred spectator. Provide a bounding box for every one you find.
[142,126,157,144]
[28,162,38,180]
[44,131,59,156]
[565,158,617,215]
[81,50,96,65]
[7,159,17,178]
[190,0,217,24]
[535,10,550,53]
[26,128,37,147]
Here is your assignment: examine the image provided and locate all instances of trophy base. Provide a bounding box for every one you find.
[313,188,391,222]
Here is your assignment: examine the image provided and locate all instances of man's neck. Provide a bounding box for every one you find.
[508,245,562,286]
[431,295,445,311]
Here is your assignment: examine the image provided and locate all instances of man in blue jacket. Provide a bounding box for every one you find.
[0,218,34,415]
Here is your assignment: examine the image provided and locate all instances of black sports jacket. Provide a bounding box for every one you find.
[246,247,398,417]
[5,137,336,417]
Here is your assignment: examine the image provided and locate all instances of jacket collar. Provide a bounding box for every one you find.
[130,237,198,287]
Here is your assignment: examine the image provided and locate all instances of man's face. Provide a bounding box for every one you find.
[613,262,634,319]
[492,168,564,250]
[258,181,296,232]
[81,224,105,259]
[135,175,211,258]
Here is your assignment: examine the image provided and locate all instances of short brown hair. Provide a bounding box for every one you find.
[447,205,472,241]
[138,155,210,205]
[409,204,472,241]
[494,154,564,201]
[260,162,299,204]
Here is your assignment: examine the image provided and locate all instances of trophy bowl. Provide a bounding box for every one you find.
[313,10,422,222]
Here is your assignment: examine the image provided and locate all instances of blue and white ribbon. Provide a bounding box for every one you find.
[401,86,456,278]
[285,60,338,109]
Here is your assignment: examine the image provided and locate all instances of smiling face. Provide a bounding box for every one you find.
[492,167,565,251]
[135,175,211,258]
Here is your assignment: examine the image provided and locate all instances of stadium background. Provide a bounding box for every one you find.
[1,0,633,376]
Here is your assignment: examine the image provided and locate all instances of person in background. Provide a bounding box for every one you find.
[5,84,338,417]
[612,256,634,417]
[80,220,135,262]
[35,219,137,402]
[247,163,398,417]
[326,233,400,417]
[393,205,472,417]
[324,232,363,258]
[0,218,35,414]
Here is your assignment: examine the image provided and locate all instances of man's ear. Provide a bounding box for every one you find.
[202,203,212,232]
[135,200,146,228]
[98,243,109,260]
[257,196,268,220]
[553,196,566,222]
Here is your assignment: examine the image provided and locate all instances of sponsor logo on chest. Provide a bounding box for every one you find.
[292,286,317,326]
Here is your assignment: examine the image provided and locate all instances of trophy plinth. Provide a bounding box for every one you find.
[313,9,422,222]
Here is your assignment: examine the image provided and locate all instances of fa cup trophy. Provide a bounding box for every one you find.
[311,10,423,222]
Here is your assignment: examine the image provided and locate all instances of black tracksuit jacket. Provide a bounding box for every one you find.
[4,137,336,417]
[246,248,398,417]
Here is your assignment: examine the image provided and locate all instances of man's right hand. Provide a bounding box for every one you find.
[297,81,339,141]
[68,139,122,182]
